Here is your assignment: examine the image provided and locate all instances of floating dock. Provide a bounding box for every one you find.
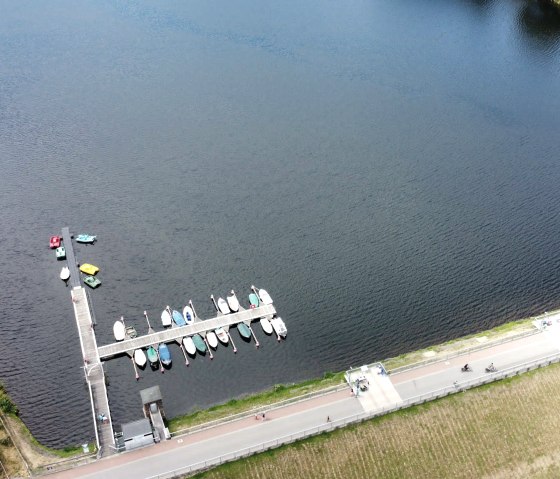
[97,304,276,359]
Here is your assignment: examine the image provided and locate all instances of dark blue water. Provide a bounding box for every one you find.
[1,0,559,447]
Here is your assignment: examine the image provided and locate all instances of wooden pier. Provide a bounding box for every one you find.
[63,228,115,457]
[97,304,276,359]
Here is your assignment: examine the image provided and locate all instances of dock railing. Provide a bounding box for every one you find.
[146,351,560,479]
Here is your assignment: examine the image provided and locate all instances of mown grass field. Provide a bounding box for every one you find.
[191,362,560,479]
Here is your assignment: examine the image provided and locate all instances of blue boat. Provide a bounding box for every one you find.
[158,343,172,366]
[172,309,186,326]
[76,234,96,244]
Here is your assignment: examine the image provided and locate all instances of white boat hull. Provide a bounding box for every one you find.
[227,292,240,312]
[113,321,125,341]
[206,331,219,349]
[183,337,197,355]
[257,288,273,305]
[134,349,147,367]
[60,266,70,281]
[217,298,231,315]
[161,309,172,327]
[215,327,229,344]
[271,317,287,338]
[260,317,273,335]
[183,306,195,324]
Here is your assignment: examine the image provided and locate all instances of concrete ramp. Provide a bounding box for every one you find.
[347,365,403,413]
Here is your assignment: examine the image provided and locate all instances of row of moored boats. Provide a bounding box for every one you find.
[113,287,287,369]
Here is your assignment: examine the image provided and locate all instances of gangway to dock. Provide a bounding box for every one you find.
[97,304,276,360]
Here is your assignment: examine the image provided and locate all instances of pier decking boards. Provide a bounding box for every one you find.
[63,228,116,456]
[97,304,276,359]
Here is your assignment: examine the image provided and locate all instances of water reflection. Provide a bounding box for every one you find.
[517,0,560,53]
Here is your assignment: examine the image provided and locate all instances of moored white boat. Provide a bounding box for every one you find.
[113,320,125,341]
[217,297,230,315]
[215,327,229,344]
[60,266,70,281]
[257,288,273,305]
[270,317,287,338]
[226,290,240,312]
[183,305,194,324]
[183,337,197,356]
[260,317,273,335]
[161,308,172,327]
[134,349,147,367]
[206,331,219,349]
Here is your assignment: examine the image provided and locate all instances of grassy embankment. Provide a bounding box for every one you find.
[168,317,534,432]
[190,361,560,479]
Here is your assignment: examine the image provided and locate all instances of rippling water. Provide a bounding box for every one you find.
[1,0,559,447]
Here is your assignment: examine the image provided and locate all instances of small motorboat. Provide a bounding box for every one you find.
[237,322,251,340]
[161,308,172,327]
[227,290,240,312]
[206,331,219,349]
[248,293,259,308]
[55,247,66,259]
[113,320,125,341]
[192,334,207,353]
[260,317,273,335]
[158,343,172,366]
[76,234,96,244]
[172,309,186,327]
[125,326,137,339]
[183,337,197,356]
[146,346,159,367]
[215,327,229,344]
[49,236,61,249]
[256,288,273,305]
[60,266,70,281]
[79,263,99,275]
[271,316,287,338]
[182,305,194,324]
[217,298,231,315]
[134,349,147,367]
[84,275,101,288]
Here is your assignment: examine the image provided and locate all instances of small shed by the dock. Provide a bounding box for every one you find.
[140,385,165,419]
[118,418,154,451]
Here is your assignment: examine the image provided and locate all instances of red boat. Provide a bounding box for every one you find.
[49,236,61,249]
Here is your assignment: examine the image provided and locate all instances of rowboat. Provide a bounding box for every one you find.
[55,247,66,259]
[257,288,273,305]
[206,331,219,349]
[226,290,240,312]
[134,349,147,367]
[60,266,70,281]
[215,327,229,344]
[248,293,259,308]
[183,337,197,356]
[79,263,99,275]
[237,322,251,340]
[271,317,287,338]
[49,236,61,249]
[158,343,172,366]
[260,317,273,335]
[182,306,194,324]
[161,308,172,327]
[192,334,207,353]
[76,234,96,244]
[172,309,186,326]
[113,320,125,341]
[84,275,101,288]
[125,326,137,339]
[217,298,230,315]
[146,346,159,367]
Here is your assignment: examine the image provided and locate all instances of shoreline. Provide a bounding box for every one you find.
[1,311,548,475]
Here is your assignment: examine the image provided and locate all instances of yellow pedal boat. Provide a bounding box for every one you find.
[79,263,100,275]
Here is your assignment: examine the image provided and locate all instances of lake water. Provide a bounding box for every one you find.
[1,0,559,447]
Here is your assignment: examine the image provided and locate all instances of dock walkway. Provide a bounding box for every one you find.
[97,304,276,359]
[63,227,115,457]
